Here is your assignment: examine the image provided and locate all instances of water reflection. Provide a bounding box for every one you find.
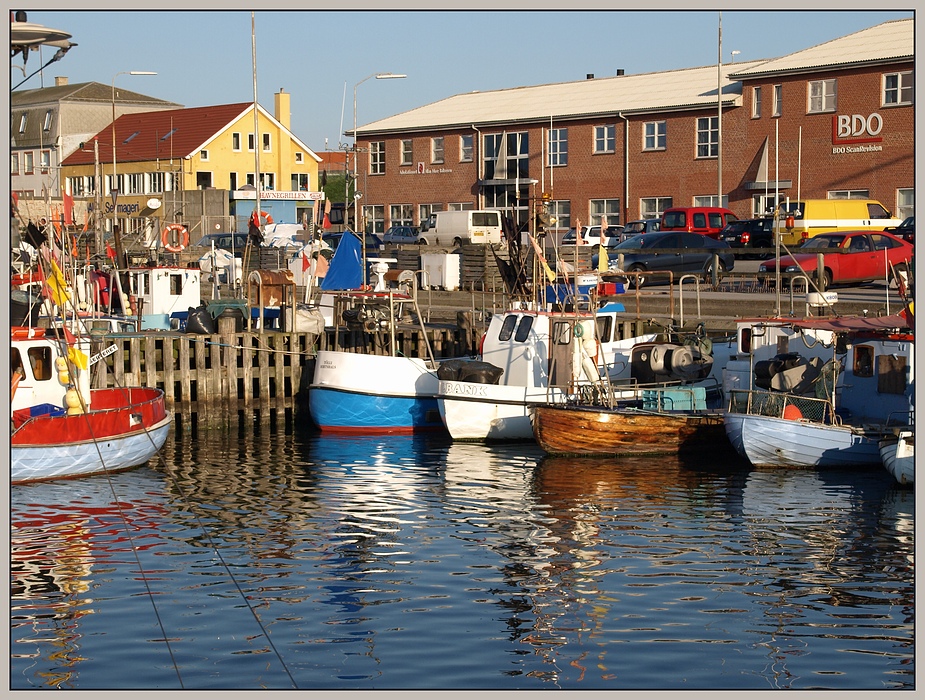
[9,423,914,690]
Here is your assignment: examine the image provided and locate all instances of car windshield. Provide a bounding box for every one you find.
[801,235,846,250]
[613,234,649,249]
[624,222,646,234]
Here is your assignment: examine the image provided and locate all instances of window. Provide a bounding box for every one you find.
[67,177,84,197]
[752,86,762,119]
[420,204,440,225]
[590,199,621,227]
[200,150,209,161]
[295,151,304,163]
[196,172,212,190]
[643,121,666,150]
[291,173,309,191]
[262,133,271,152]
[853,345,874,378]
[547,200,571,231]
[24,152,34,175]
[896,188,914,219]
[459,134,473,162]
[361,204,385,234]
[390,204,413,226]
[640,197,672,218]
[232,132,241,151]
[260,172,275,190]
[753,194,781,217]
[370,141,385,175]
[883,71,914,106]
[484,132,529,181]
[696,117,718,158]
[828,189,870,200]
[431,137,444,164]
[594,125,615,154]
[18,114,26,134]
[229,172,238,190]
[11,153,19,175]
[693,195,729,208]
[39,150,50,174]
[43,110,52,132]
[150,172,166,193]
[773,84,782,117]
[248,133,255,151]
[808,79,836,113]
[400,139,412,166]
[127,173,143,194]
[549,128,568,166]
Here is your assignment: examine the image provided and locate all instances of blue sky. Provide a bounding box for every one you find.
[15,10,914,153]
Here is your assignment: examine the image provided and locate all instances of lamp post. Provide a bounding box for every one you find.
[353,72,406,284]
[111,70,156,265]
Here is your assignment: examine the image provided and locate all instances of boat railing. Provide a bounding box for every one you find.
[727,388,836,424]
[678,274,701,325]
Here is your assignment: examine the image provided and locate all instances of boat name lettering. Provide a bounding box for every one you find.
[89,344,118,365]
[442,381,487,397]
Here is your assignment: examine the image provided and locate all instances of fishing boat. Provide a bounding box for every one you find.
[723,313,914,469]
[11,327,171,484]
[880,428,914,485]
[530,384,729,457]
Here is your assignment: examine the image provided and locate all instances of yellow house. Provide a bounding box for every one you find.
[61,89,322,248]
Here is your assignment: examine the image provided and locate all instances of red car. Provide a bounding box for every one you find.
[757,230,913,291]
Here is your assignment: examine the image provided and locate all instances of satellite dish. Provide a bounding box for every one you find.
[146,198,162,210]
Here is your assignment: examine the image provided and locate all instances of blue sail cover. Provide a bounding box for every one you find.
[320,231,363,290]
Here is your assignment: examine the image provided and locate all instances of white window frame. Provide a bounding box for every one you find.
[362,204,385,234]
[150,172,166,194]
[696,117,718,158]
[752,86,762,119]
[200,150,209,161]
[589,198,621,227]
[548,128,568,167]
[693,195,729,208]
[390,204,414,227]
[400,139,413,166]
[459,134,473,162]
[640,197,672,219]
[23,152,34,175]
[370,141,385,175]
[43,110,52,132]
[431,136,444,164]
[232,132,241,151]
[11,153,19,175]
[883,71,914,107]
[896,188,914,219]
[247,133,255,151]
[547,200,571,232]
[295,152,304,163]
[808,79,837,114]
[39,149,50,174]
[262,133,271,152]
[18,114,26,134]
[828,189,870,200]
[594,125,615,154]
[126,172,143,195]
[643,121,666,151]
[772,84,782,117]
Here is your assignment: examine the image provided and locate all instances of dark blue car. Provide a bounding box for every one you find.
[591,231,735,288]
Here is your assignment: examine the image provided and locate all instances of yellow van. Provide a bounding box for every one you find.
[774,199,902,247]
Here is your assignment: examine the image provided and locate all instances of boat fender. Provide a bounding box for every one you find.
[162,223,189,253]
[65,387,85,415]
[55,356,70,386]
[581,354,599,382]
[11,371,21,401]
[783,404,803,421]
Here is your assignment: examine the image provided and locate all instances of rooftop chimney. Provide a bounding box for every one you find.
[274,89,290,130]
[55,76,68,86]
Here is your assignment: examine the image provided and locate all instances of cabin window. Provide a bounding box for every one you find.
[514,316,534,343]
[499,315,518,341]
[853,345,874,378]
[738,328,752,354]
[11,348,25,379]
[552,321,572,345]
[596,316,613,344]
[169,273,183,295]
[28,346,53,381]
[877,351,907,395]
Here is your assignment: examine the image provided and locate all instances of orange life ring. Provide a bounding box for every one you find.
[162,223,189,252]
[251,210,274,227]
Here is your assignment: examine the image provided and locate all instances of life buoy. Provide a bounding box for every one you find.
[162,223,189,252]
[251,210,274,227]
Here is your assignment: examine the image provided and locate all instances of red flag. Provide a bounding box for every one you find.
[63,193,74,226]
[322,213,331,230]
[301,251,310,272]
[106,243,116,259]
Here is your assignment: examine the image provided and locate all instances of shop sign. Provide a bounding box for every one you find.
[831,112,883,146]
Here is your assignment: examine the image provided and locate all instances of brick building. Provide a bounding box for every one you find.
[351,19,913,235]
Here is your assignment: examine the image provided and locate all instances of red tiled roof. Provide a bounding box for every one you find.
[62,102,253,166]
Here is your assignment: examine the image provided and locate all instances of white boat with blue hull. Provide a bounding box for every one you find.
[880,428,914,485]
[724,313,914,469]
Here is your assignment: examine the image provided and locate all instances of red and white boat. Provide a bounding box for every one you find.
[11,326,171,484]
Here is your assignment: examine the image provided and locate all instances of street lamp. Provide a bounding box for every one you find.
[111,70,156,265]
[353,72,406,284]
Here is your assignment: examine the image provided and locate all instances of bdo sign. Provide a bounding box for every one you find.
[832,112,883,144]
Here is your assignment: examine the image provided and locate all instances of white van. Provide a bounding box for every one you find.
[420,209,504,246]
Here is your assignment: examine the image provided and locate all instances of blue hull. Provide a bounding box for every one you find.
[308,387,445,434]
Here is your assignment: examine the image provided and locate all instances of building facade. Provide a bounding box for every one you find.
[351,19,913,234]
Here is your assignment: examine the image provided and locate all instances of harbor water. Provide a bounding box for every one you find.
[10,418,914,690]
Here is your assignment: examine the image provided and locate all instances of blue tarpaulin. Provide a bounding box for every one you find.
[320,231,363,290]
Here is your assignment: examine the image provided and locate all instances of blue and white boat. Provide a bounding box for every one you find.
[880,427,914,485]
[724,313,914,468]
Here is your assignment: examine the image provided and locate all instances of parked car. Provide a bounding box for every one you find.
[322,230,383,253]
[618,219,660,241]
[560,224,623,248]
[382,225,423,244]
[592,230,735,288]
[885,216,914,245]
[660,206,738,239]
[757,230,913,291]
[193,232,251,257]
[719,218,776,257]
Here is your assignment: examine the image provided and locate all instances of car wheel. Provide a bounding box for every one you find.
[629,264,647,289]
[816,269,833,292]
[418,239,427,245]
[703,259,727,285]
[452,237,463,247]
